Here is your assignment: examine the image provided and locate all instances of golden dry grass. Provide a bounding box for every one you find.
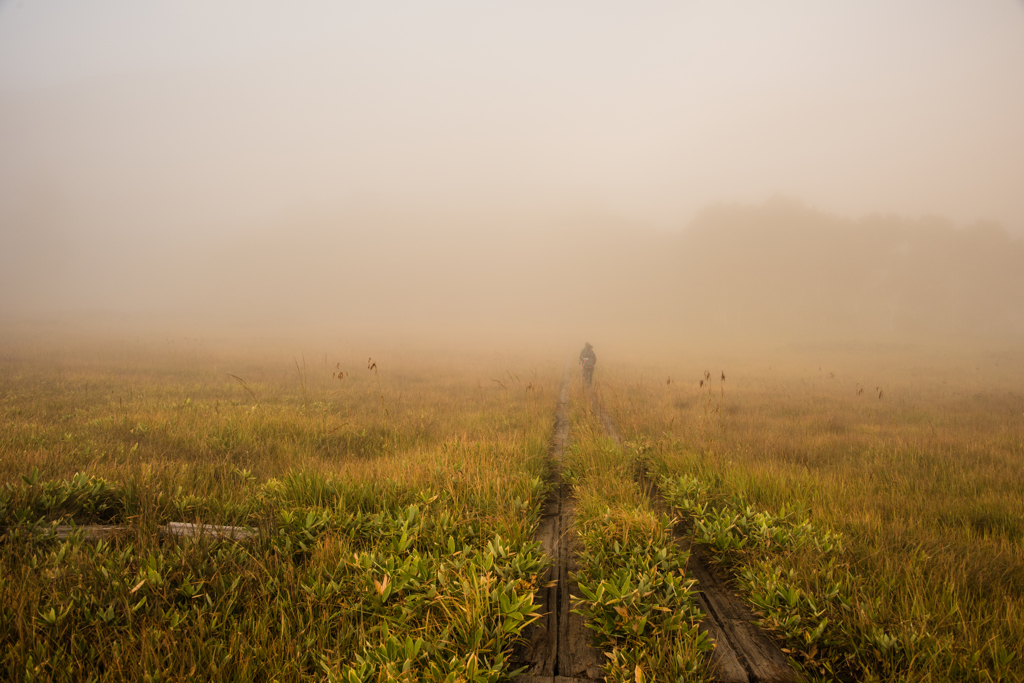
[598,341,1024,681]
[0,336,561,681]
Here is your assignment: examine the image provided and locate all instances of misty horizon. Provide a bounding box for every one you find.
[3,197,1022,346]
[2,2,1023,347]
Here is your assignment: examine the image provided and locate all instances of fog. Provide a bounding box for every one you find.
[2,1,1024,350]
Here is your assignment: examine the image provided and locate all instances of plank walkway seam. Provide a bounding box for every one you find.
[513,362,605,680]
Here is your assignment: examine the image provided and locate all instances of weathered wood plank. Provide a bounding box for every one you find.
[556,491,605,679]
[694,593,750,683]
[515,366,605,681]
[161,522,256,541]
[1,522,256,542]
[512,501,560,676]
[686,545,799,682]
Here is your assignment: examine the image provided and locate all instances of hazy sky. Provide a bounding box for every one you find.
[1,0,1023,245]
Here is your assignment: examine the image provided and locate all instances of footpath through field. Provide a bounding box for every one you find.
[585,382,800,683]
[513,364,801,682]
[512,363,605,682]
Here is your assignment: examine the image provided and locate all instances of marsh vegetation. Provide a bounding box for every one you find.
[1,336,1022,681]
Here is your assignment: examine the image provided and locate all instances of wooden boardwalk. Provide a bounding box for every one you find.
[512,366,605,682]
[589,383,801,683]
[2,365,801,682]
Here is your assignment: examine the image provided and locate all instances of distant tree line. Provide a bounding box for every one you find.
[675,198,1024,337]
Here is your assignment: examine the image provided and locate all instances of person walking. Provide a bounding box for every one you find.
[579,342,596,387]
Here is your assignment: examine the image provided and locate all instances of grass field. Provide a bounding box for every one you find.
[598,343,1024,682]
[2,335,1023,681]
[0,338,560,681]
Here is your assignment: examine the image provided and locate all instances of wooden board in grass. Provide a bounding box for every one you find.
[1,522,256,542]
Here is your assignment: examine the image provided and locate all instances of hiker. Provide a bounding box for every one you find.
[579,342,596,386]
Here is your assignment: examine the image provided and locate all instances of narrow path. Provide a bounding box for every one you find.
[586,385,801,683]
[513,366,605,682]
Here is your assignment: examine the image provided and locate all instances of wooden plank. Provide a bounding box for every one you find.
[1,522,256,542]
[514,368,570,679]
[512,499,560,676]
[686,545,799,682]
[694,593,750,683]
[516,366,605,681]
[161,522,256,541]
[730,619,800,683]
[556,490,605,679]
